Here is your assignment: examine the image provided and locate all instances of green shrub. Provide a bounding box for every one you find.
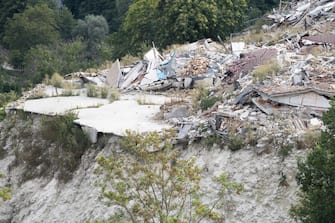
[60,89,79,96]
[278,144,293,161]
[49,72,64,88]
[100,86,109,98]
[0,91,18,107]
[0,109,5,122]
[39,112,91,181]
[228,134,245,151]
[109,88,120,102]
[27,91,47,99]
[203,133,222,147]
[86,84,99,97]
[200,96,221,111]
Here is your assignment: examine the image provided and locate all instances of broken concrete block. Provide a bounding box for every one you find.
[193,77,214,89]
[177,124,192,140]
[184,77,193,89]
[106,59,121,88]
[164,106,189,120]
[81,125,98,143]
[231,42,245,56]
[310,118,322,128]
[120,61,146,89]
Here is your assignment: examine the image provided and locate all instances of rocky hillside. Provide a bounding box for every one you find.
[0,0,334,222]
[0,113,306,223]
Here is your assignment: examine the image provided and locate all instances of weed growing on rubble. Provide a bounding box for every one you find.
[192,86,209,108]
[203,133,222,147]
[100,86,109,98]
[60,89,79,96]
[87,84,99,97]
[108,88,120,102]
[0,172,11,202]
[120,54,141,66]
[192,86,221,111]
[0,110,5,122]
[87,84,111,99]
[296,130,320,150]
[278,144,293,161]
[252,61,280,82]
[228,134,245,151]
[200,96,221,111]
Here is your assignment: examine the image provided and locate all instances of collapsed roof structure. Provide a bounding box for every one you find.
[6,0,335,145]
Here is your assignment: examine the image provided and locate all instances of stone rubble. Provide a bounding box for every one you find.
[1,0,335,222]
[7,0,335,146]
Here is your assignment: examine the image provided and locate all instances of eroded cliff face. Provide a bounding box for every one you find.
[0,114,306,223]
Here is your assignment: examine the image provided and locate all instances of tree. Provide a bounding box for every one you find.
[0,0,50,38]
[23,40,89,83]
[95,130,243,223]
[63,0,133,32]
[73,14,109,60]
[56,6,76,40]
[290,102,335,222]
[116,0,247,56]
[119,0,158,53]
[3,4,60,67]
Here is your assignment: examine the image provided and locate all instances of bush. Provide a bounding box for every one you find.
[192,86,209,110]
[203,133,222,147]
[108,88,120,102]
[95,130,243,222]
[39,112,91,181]
[0,91,18,108]
[278,144,293,161]
[100,86,109,99]
[0,109,6,122]
[228,134,245,151]
[200,96,221,111]
[86,84,99,97]
[49,72,64,88]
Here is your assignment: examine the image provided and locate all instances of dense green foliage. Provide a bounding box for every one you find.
[3,4,60,67]
[114,0,248,56]
[247,0,280,21]
[63,0,133,32]
[290,102,335,222]
[73,14,109,59]
[11,112,90,182]
[0,0,279,89]
[95,130,243,222]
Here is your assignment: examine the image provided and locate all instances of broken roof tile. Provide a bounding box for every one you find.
[302,33,335,45]
[228,48,278,77]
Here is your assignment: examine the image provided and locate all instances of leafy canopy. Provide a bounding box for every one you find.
[95,129,243,223]
[3,3,60,67]
[116,0,247,56]
[290,102,335,223]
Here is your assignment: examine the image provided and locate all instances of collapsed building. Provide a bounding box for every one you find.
[6,0,335,147]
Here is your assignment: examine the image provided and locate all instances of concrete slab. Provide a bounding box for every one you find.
[106,59,121,88]
[23,96,109,115]
[74,100,171,136]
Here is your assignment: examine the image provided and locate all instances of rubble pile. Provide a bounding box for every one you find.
[7,0,335,150]
[179,57,209,76]
[268,0,335,27]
